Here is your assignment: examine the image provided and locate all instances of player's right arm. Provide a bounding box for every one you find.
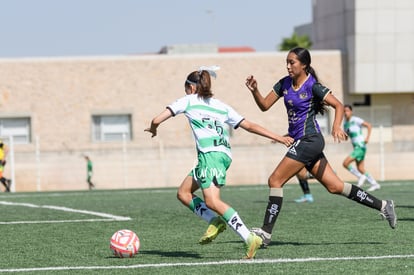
[245,75,279,111]
[144,109,173,138]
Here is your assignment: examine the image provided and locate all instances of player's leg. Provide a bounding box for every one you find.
[349,148,370,187]
[191,152,231,244]
[196,183,227,245]
[6,178,11,191]
[343,154,364,185]
[87,171,95,189]
[196,160,234,245]
[202,183,261,258]
[313,157,396,229]
[0,170,9,192]
[252,156,303,247]
[356,160,380,191]
[177,175,217,223]
[87,177,94,190]
[294,167,314,203]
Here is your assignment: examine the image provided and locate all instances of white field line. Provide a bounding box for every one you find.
[0,180,409,200]
[0,201,131,224]
[0,254,413,273]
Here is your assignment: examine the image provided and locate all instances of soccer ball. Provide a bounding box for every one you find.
[110,229,140,258]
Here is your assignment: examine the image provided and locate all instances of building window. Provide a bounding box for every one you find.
[92,114,132,142]
[0,117,31,144]
[354,106,392,127]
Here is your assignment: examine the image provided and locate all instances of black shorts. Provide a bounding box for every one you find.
[286,133,325,170]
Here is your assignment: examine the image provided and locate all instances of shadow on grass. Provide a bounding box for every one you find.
[139,250,202,258]
[222,240,384,247]
[396,205,414,209]
[395,205,414,222]
[267,240,385,247]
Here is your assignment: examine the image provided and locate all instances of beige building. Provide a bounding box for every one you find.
[1,1,413,192]
[0,50,412,192]
[302,0,414,146]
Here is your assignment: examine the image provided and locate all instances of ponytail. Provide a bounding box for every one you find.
[197,70,213,98]
[306,66,318,83]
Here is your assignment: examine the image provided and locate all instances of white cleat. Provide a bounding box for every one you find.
[367,184,381,192]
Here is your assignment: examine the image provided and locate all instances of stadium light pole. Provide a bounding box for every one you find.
[206,9,218,45]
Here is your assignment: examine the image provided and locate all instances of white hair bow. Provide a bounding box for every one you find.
[198,65,220,78]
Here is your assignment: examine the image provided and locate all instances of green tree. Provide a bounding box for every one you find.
[279,33,312,51]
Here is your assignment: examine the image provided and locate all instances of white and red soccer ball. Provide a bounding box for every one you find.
[110,229,140,258]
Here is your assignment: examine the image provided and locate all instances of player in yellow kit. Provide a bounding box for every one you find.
[0,140,11,192]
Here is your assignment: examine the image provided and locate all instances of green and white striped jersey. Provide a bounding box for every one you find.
[168,94,244,158]
[344,116,365,148]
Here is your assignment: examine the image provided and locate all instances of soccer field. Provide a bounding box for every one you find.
[0,181,413,274]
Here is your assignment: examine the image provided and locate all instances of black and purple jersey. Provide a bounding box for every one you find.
[273,75,331,140]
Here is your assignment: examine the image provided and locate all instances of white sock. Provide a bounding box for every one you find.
[358,174,367,186]
[227,212,251,242]
[348,165,362,178]
[365,173,378,185]
[193,201,216,223]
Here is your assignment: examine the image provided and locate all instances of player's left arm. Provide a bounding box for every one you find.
[362,120,372,144]
[239,119,293,147]
[324,93,347,143]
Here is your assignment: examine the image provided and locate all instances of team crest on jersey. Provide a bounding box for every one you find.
[287,99,293,106]
[299,92,308,99]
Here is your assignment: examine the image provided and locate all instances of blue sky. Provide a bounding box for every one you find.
[0,0,312,58]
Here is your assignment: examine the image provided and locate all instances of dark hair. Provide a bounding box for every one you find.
[344,104,353,110]
[289,47,319,82]
[197,70,213,98]
[289,47,327,115]
[184,71,200,88]
[184,70,213,98]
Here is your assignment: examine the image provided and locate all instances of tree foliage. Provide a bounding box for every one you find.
[279,33,312,51]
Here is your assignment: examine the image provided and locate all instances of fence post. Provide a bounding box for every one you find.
[35,135,41,191]
[379,125,385,181]
[122,133,128,188]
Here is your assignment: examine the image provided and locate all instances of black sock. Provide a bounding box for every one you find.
[299,179,310,194]
[1,178,9,192]
[1,178,7,188]
[262,196,283,234]
[347,185,382,210]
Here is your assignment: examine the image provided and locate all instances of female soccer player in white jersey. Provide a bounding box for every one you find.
[145,69,293,259]
[343,104,380,191]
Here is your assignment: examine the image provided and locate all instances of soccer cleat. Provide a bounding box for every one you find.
[294,194,314,203]
[244,232,263,259]
[380,200,397,229]
[367,184,381,192]
[357,175,366,187]
[251,227,271,247]
[199,217,226,244]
